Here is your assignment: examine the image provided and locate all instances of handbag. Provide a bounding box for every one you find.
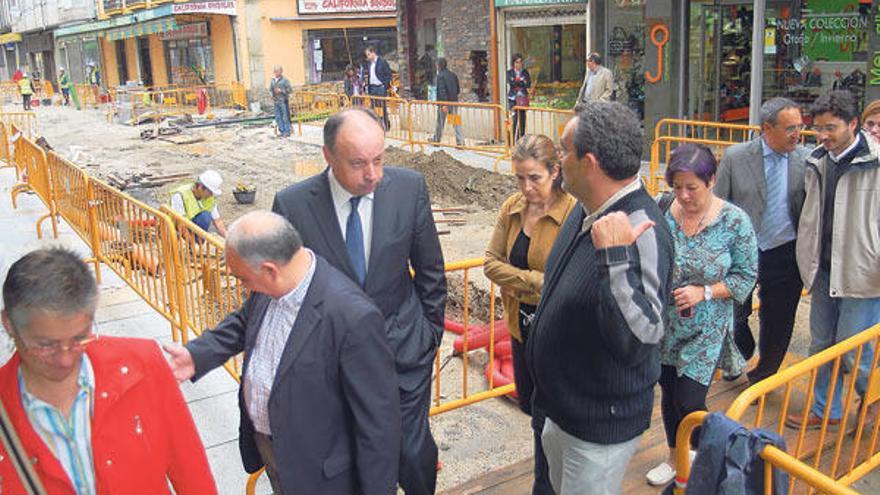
[0,399,48,494]
[515,94,530,107]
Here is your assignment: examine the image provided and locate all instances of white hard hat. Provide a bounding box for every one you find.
[59,67,65,71]
[198,170,223,196]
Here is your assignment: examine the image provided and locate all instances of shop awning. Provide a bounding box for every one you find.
[0,32,22,44]
[103,18,178,41]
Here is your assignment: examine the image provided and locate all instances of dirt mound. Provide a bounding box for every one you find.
[385,147,517,210]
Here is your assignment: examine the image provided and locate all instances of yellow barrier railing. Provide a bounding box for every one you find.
[161,205,246,380]
[0,112,37,139]
[10,131,56,239]
[408,100,508,162]
[674,323,880,493]
[510,105,573,155]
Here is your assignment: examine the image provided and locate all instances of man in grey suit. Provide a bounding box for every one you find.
[272,107,447,494]
[576,53,613,104]
[715,97,807,384]
[164,211,400,494]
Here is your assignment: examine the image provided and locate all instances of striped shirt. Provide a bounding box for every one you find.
[244,249,316,435]
[19,355,96,495]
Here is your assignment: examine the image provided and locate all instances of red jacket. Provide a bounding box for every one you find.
[0,337,217,494]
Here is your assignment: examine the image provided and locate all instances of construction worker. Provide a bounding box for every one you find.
[18,73,34,111]
[87,61,101,106]
[58,67,71,106]
[168,170,228,237]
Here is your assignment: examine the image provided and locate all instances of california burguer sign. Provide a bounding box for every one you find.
[297,0,396,14]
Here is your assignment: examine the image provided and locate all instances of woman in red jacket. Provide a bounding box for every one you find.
[0,247,217,494]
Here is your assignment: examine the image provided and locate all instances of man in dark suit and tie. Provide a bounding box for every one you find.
[164,211,400,494]
[272,107,447,494]
[715,97,807,384]
[364,44,393,130]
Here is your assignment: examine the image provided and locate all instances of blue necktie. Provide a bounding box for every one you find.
[760,152,787,249]
[345,196,366,285]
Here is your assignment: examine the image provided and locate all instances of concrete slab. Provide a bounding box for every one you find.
[206,440,273,495]
[187,390,241,449]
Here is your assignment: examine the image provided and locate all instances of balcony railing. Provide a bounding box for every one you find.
[99,0,176,18]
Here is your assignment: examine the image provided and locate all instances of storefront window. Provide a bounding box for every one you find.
[606,1,646,120]
[764,0,869,113]
[162,23,214,85]
[306,27,397,84]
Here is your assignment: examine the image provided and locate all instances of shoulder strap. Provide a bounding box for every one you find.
[0,398,48,495]
[657,191,675,213]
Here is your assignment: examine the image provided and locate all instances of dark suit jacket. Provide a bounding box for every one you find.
[272,167,447,391]
[187,255,400,495]
[366,57,392,89]
[715,137,807,234]
[506,68,531,102]
[435,68,460,102]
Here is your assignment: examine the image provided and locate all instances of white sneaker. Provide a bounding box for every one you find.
[646,462,675,486]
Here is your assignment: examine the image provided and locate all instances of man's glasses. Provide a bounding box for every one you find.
[17,332,100,358]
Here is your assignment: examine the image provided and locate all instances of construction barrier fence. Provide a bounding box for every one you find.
[674,323,880,494]
[10,128,56,239]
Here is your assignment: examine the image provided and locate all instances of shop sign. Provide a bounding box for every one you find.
[159,22,209,41]
[871,50,880,86]
[774,2,868,62]
[172,1,236,16]
[297,0,395,14]
[495,0,584,6]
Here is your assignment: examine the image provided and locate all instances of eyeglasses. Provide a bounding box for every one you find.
[780,124,806,136]
[811,124,840,134]
[17,333,100,358]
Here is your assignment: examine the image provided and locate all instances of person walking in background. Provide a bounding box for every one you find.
[507,54,531,143]
[272,108,446,494]
[364,44,392,130]
[168,170,228,237]
[164,211,400,494]
[576,53,614,105]
[432,58,464,147]
[861,99,880,143]
[786,90,880,429]
[18,72,34,111]
[645,144,757,487]
[0,247,217,494]
[87,62,100,107]
[484,134,576,495]
[58,67,71,106]
[269,65,293,138]
[714,97,807,384]
[527,102,674,495]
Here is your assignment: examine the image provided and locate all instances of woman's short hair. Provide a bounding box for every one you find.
[863,99,880,123]
[511,53,523,66]
[512,134,563,192]
[665,143,718,186]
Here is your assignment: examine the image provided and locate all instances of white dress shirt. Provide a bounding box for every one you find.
[243,249,316,435]
[328,169,374,272]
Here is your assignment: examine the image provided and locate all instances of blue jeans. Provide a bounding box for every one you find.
[191,211,213,232]
[809,268,880,419]
[274,99,291,136]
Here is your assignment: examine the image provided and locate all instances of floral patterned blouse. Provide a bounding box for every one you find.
[660,200,758,386]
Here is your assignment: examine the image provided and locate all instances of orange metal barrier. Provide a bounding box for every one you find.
[407,99,508,160]
[0,112,37,139]
[348,94,409,143]
[46,151,103,282]
[89,179,183,342]
[161,205,246,380]
[509,105,573,151]
[674,323,880,493]
[290,91,349,134]
[9,132,56,239]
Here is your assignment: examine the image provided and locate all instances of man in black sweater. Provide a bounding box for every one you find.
[432,57,464,146]
[527,102,674,494]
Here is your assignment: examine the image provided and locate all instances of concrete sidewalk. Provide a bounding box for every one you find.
[0,168,270,494]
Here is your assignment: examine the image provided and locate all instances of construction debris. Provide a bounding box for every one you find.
[105,171,192,191]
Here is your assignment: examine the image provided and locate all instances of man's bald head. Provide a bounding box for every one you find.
[323,108,384,152]
[226,211,303,269]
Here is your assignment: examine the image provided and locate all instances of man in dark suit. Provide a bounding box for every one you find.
[432,57,464,146]
[272,107,447,494]
[715,97,807,384]
[164,211,400,495]
[364,44,392,130]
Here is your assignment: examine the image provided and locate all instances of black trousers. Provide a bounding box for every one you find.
[511,309,554,495]
[510,104,526,143]
[367,85,390,130]
[22,94,31,111]
[659,365,709,449]
[398,363,438,495]
[733,240,803,383]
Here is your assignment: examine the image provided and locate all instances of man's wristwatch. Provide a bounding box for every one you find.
[703,285,713,301]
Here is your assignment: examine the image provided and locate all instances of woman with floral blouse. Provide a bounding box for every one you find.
[646,144,758,486]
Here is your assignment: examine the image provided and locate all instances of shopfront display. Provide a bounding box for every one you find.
[305,27,397,84]
[161,22,215,85]
[500,3,587,109]
[605,0,647,119]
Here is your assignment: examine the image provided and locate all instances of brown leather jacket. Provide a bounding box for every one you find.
[484,191,576,341]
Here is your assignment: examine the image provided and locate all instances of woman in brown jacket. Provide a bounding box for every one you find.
[484,134,576,495]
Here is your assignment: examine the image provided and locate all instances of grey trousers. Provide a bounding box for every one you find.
[541,418,642,495]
